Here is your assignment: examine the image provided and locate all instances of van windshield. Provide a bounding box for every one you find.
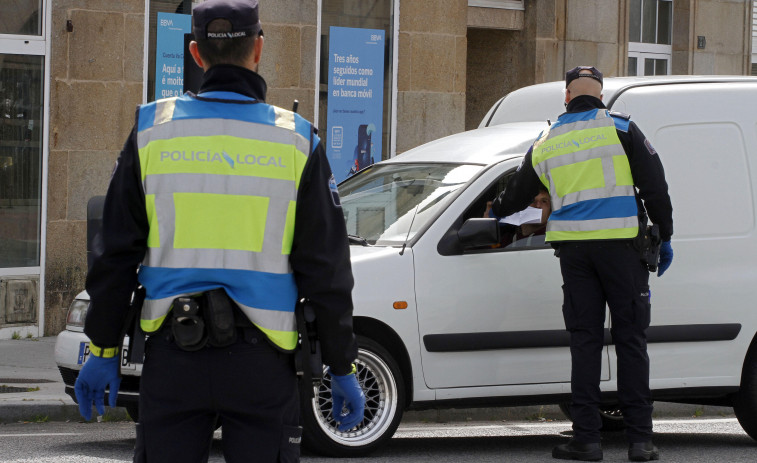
[339,163,482,246]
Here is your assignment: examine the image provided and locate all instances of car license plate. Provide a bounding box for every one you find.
[77,342,136,370]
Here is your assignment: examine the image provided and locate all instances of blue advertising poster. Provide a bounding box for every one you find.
[327,27,385,183]
[155,12,191,100]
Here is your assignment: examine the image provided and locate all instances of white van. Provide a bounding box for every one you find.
[55,76,757,457]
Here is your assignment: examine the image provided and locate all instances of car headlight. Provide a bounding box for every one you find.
[66,299,89,327]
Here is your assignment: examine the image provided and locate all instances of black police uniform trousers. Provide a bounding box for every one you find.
[133,326,301,463]
[558,240,653,444]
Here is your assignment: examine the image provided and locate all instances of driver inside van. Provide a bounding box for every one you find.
[485,185,552,247]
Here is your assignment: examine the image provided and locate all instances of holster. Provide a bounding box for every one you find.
[170,296,207,351]
[633,213,662,272]
[202,289,237,347]
[294,299,323,399]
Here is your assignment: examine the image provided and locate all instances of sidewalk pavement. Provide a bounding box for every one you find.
[0,336,737,424]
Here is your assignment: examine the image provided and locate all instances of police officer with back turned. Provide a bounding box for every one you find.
[74,1,365,461]
[493,66,673,462]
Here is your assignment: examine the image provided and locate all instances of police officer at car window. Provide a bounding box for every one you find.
[492,66,673,462]
[74,1,365,461]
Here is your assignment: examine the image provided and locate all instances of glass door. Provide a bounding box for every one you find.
[0,53,44,268]
[0,1,46,271]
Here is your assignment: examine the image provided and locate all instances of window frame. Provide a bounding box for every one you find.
[628,48,671,76]
[459,168,551,254]
[0,1,45,38]
[0,0,51,337]
[468,0,525,10]
[627,0,673,76]
[0,38,46,54]
[315,0,399,167]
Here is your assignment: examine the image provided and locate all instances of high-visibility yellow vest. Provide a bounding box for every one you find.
[531,108,639,242]
[135,92,315,351]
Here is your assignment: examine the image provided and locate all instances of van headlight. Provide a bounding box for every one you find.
[66,299,89,327]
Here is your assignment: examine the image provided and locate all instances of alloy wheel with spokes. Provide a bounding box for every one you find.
[301,336,405,457]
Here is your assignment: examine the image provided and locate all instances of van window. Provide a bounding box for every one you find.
[462,170,551,252]
[339,163,483,245]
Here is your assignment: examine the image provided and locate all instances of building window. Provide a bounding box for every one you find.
[628,0,672,76]
[145,1,195,103]
[319,0,396,183]
[0,1,46,270]
[0,1,43,36]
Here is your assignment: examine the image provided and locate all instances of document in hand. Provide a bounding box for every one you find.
[500,206,543,226]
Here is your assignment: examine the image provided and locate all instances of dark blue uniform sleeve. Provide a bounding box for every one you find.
[290,141,358,375]
[617,121,674,241]
[491,148,543,218]
[84,120,148,348]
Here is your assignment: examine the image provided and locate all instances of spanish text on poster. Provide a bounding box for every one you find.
[327,27,385,183]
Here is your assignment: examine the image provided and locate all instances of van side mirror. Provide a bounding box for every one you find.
[458,218,500,247]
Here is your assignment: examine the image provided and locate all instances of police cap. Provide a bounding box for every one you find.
[192,0,262,40]
[565,65,603,88]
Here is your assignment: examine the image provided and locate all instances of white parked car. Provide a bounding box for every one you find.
[56,76,757,457]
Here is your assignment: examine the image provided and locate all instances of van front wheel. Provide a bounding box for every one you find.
[300,336,405,457]
[733,346,757,441]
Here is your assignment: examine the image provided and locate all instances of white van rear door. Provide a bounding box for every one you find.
[610,82,757,388]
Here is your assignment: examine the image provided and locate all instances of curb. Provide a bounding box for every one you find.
[403,403,736,424]
[0,403,131,424]
[0,402,735,425]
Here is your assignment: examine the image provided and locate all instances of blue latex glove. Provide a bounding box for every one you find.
[658,240,673,277]
[329,368,365,432]
[74,354,121,421]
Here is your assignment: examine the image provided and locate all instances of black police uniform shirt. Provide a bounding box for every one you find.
[492,94,673,243]
[84,65,358,376]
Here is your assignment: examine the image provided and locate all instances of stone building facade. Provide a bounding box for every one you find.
[0,0,752,337]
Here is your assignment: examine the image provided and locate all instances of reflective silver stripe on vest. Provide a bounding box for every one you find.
[143,171,294,195]
[137,116,310,157]
[143,173,294,273]
[142,296,296,332]
[547,216,638,233]
[539,146,634,213]
[535,143,625,170]
[236,301,297,332]
[274,106,296,131]
[154,98,177,127]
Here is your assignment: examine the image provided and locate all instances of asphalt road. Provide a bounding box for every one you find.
[0,418,753,462]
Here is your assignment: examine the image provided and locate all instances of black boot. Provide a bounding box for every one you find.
[628,441,659,461]
[552,440,603,461]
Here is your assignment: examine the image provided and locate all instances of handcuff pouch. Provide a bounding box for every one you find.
[171,297,207,351]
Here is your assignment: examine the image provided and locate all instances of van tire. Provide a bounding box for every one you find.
[301,336,405,457]
[558,402,626,432]
[733,345,757,441]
